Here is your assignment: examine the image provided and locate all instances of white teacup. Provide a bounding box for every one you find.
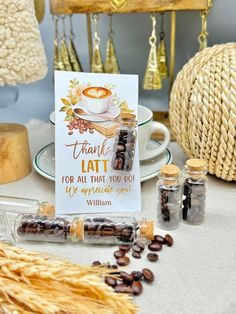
[81,86,113,114]
[138,105,170,160]
[50,105,170,159]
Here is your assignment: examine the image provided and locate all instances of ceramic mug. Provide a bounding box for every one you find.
[81,86,113,114]
[50,105,170,159]
[138,105,170,160]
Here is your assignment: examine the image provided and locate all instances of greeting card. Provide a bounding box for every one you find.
[55,71,141,214]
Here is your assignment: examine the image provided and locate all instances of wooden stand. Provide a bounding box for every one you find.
[0,124,32,184]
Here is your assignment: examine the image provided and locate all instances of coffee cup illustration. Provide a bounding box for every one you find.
[81,86,113,114]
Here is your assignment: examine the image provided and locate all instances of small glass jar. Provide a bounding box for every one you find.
[14,215,154,245]
[182,159,207,225]
[0,195,55,241]
[0,195,55,216]
[111,113,137,172]
[157,164,182,230]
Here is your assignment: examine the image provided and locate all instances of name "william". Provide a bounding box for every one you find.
[87,200,112,206]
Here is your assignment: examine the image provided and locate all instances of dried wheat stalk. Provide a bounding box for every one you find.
[0,243,137,314]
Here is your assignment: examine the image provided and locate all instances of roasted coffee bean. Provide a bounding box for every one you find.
[105,276,117,287]
[114,250,125,259]
[142,268,154,283]
[115,142,126,153]
[132,245,143,253]
[132,251,141,259]
[115,283,132,294]
[164,234,174,246]
[131,281,143,296]
[153,235,165,244]
[134,241,145,251]
[119,244,131,253]
[116,256,130,267]
[147,252,159,262]
[148,242,162,252]
[120,271,133,285]
[112,156,124,170]
[110,264,118,269]
[101,227,115,237]
[91,261,101,267]
[131,271,143,281]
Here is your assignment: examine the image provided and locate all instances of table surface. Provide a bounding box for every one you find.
[1,120,236,314]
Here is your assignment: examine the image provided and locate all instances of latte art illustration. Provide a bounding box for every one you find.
[82,86,113,114]
[83,87,111,99]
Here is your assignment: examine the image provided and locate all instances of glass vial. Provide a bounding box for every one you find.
[0,195,55,216]
[14,215,154,245]
[111,112,137,172]
[182,159,207,225]
[157,164,182,230]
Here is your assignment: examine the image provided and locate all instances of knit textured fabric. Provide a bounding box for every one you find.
[0,0,47,86]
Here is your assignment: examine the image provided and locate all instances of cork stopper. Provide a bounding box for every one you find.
[161,164,180,178]
[186,159,206,171]
[70,218,84,241]
[38,203,55,217]
[140,220,154,241]
[120,112,136,120]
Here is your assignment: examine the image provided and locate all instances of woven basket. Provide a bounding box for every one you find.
[169,43,236,181]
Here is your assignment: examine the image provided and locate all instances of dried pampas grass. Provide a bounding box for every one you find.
[0,243,137,314]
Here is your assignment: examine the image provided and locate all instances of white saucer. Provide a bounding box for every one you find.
[74,101,120,122]
[140,139,167,161]
[33,141,172,183]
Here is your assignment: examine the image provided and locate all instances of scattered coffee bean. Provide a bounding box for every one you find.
[131,281,143,296]
[110,264,118,269]
[134,241,145,251]
[142,268,154,283]
[148,242,162,252]
[132,251,141,259]
[114,250,125,259]
[105,276,117,287]
[116,256,130,267]
[91,261,101,267]
[164,234,174,247]
[120,271,133,285]
[131,271,143,281]
[153,235,165,244]
[132,245,143,253]
[119,244,131,253]
[147,252,159,262]
[115,283,133,294]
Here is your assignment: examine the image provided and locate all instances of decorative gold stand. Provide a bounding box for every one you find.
[50,0,212,139]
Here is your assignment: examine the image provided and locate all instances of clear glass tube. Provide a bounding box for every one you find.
[0,195,55,241]
[111,113,137,172]
[14,214,154,244]
[156,165,182,230]
[182,162,207,225]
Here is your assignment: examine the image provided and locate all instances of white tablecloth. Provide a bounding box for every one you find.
[1,120,236,314]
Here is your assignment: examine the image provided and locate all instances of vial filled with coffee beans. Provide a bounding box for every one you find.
[14,215,154,244]
[111,112,137,172]
[182,159,207,225]
[156,164,182,230]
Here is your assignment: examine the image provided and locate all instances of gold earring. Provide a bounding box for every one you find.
[91,14,104,73]
[60,15,73,71]
[143,14,162,90]
[198,10,209,51]
[53,15,64,71]
[68,14,83,72]
[157,13,169,79]
[105,14,120,74]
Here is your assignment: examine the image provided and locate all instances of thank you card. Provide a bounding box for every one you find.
[55,71,141,214]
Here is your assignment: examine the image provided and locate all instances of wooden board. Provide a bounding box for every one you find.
[50,0,208,14]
